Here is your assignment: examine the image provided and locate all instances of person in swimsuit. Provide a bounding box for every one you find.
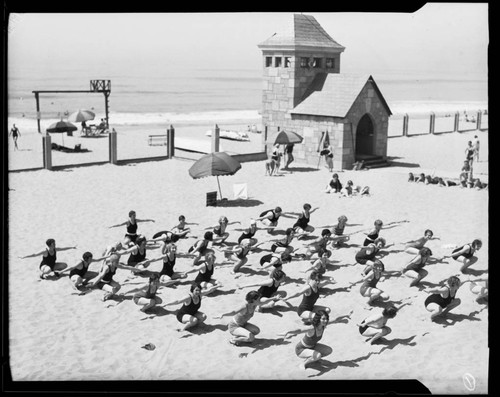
[357,305,398,344]
[300,229,332,260]
[404,229,437,254]
[408,172,415,182]
[354,237,386,268]
[145,242,188,286]
[170,215,197,239]
[269,227,296,255]
[109,210,155,247]
[237,268,288,311]
[87,254,138,301]
[465,140,475,167]
[354,260,389,305]
[259,251,292,271]
[437,177,458,187]
[20,238,77,279]
[425,175,440,185]
[362,219,407,246]
[148,230,181,247]
[133,273,162,312]
[237,219,260,247]
[401,247,433,287]
[443,239,482,273]
[281,310,332,369]
[325,173,342,193]
[9,124,21,150]
[184,252,222,295]
[301,250,342,286]
[271,143,282,171]
[214,290,271,346]
[291,203,319,240]
[165,282,209,332]
[255,207,294,234]
[329,215,353,247]
[322,142,334,172]
[424,276,462,321]
[59,251,110,289]
[223,240,264,274]
[282,271,331,323]
[284,143,295,169]
[464,274,488,303]
[205,216,240,245]
[115,235,151,271]
[188,231,216,266]
[415,173,426,183]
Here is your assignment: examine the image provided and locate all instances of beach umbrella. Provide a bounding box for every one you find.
[267,130,303,145]
[46,120,78,146]
[188,152,242,199]
[68,109,95,123]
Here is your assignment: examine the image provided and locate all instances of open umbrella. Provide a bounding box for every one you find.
[68,109,95,123]
[188,152,242,199]
[46,120,78,146]
[267,130,303,145]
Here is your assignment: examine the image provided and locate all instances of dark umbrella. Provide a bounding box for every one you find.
[188,152,242,199]
[68,109,96,123]
[46,120,78,146]
[267,130,303,145]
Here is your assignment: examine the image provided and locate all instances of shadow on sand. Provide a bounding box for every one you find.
[216,198,264,208]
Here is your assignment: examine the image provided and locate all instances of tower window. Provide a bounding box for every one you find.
[313,58,322,68]
[326,58,335,69]
[265,57,272,67]
[284,57,291,68]
[300,57,308,68]
[275,57,282,67]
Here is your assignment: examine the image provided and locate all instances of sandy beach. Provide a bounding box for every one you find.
[7,128,488,393]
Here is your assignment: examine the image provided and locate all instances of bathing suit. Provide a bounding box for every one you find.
[259,209,280,224]
[133,283,158,303]
[176,294,201,322]
[238,228,256,244]
[333,223,346,236]
[293,212,310,231]
[194,261,214,283]
[213,224,225,237]
[235,245,250,259]
[271,235,292,252]
[127,246,146,266]
[152,231,174,242]
[39,249,57,270]
[160,254,176,277]
[358,325,369,334]
[228,303,256,333]
[406,256,428,272]
[100,264,117,284]
[360,271,381,295]
[363,230,379,246]
[297,286,320,316]
[424,286,455,308]
[355,244,377,265]
[125,221,138,242]
[329,179,342,191]
[258,280,280,298]
[451,244,474,260]
[69,260,89,278]
[260,253,281,268]
[295,328,324,355]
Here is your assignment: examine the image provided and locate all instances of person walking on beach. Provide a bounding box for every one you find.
[109,210,155,247]
[443,239,482,273]
[400,247,433,287]
[357,305,398,344]
[165,282,209,332]
[87,253,139,301]
[280,310,333,369]
[184,252,223,295]
[292,203,319,240]
[424,275,462,321]
[237,268,288,311]
[132,273,162,312]
[145,242,188,286]
[9,124,21,150]
[20,238,77,279]
[59,251,110,290]
[284,143,295,169]
[281,271,331,323]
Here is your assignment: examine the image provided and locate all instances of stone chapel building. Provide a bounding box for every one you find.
[258,14,392,169]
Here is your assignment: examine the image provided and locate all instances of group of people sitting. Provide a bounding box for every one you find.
[325,173,370,196]
[408,170,487,190]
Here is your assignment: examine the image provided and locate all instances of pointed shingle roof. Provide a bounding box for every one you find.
[258,14,345,51]
[291,73,392,117]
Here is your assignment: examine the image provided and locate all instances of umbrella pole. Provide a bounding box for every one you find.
[217,176,223,199]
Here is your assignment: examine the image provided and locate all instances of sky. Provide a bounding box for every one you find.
[7,3,489,77]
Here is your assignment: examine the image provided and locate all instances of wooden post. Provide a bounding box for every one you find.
[35,93,41,133]
[104,92,110,129]
[403,114,409,137]
[167,125,175,158]
[212,124,220,153]
[476,110,482,130]
[42,135,52,170]
[109,129,117,164]
[429,112,435,135]
[454,111,460,132]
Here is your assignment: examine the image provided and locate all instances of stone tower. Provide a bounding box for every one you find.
[258,14,345,132]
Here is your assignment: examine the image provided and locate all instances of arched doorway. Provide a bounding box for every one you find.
[355,114,375,157]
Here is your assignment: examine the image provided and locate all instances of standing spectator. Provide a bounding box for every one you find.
[9,124,21,150]
[284,143,295,169]
[473,135,480,162]
[321,142,334,172]
[465,141,474,167]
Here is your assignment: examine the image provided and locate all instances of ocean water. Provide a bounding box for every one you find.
[7,62,488,134]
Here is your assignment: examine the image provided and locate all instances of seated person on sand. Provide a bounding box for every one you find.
[352,260,390,305]
[87,253,139,301]
[214,290,275,346]
[425,175,440,185]
[400,247,434,287]
[355,237,386,269]
[96,118,107,134]
[269,227,296,255]
[442,239,482,273]
[281,270,331,324]
[170,215,197,239]
[20,238,77,279]
[115,235,152,272]
[340,180,370,197]
[109,210,155,247]
[164,282,209,332]
[132,273,162,312]
[408,172,415,182]
[463,274,488,303]
[183,252,223,295]
[424,275,462,321]
[437,177,458,187]
[187,231,216,266]
[325,173,343,194]
[237,268,288,311]
[224,240,264,275]
[279,310,333,370]
[357,305,398,344]
[414,173,426,183]
[291,203,319,240]
[59,251,110,290]
[206,216,240,245]
[404,229,438,254]
[469,178,488,190]
[144,242,187,286]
